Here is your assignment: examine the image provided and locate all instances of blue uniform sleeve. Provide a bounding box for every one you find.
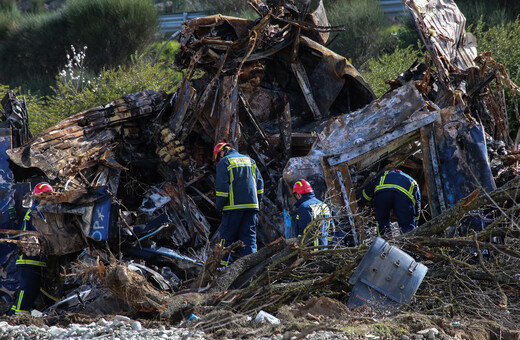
[296,205,313,237]
[215,159,230,211]
[360,176,377,203]
[255,162,264,203]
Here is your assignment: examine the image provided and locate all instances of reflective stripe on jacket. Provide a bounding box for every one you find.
[216,149,264,211]
[361,170,421,220]
[294,192,333,246]
[16,209,46,267]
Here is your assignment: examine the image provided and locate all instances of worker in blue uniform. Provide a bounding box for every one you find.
[292,179,334,247]
[9,182,53,316]
[213,142,264,267]
[359,170,421,237]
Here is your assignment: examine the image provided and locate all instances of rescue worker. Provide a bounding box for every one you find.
[292,179,334,247]
[213,142,264,267]
[9,182,52,315]
[359,169,420,238]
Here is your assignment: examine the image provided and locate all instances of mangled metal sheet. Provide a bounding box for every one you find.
[425,106,496,216]
[404,0,477,89]
[283,84,431,196]
[7,90,167,180]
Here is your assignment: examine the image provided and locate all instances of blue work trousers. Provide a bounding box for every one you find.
[217,210,258,261]
[373,190,416,237]
[8,265,43,315]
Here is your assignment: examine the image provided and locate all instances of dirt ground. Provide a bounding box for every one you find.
[2,296,518,339]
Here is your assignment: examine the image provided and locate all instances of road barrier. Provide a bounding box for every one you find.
[158,12,208,34]
[158,3,406,35]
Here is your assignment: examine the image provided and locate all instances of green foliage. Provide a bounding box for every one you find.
[0,83,10,95]
[151,40,180,65]
[0,0,159,95]
[24,0,46,13]
[26,52,181,134]
[395,15,422,49]
[63,0,158,71]
[0,11,69,92]
[473,19,520,83]
[456,0,518,28]
[0,3,20,40]
[360,45,424,98]
[472,18,520,137]
[185,0,249,16]
[327,0,397,68]
[154,0,187,14]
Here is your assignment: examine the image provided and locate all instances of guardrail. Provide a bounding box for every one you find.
[379,0,407,16]
[158,3,406,35]
[158,12,208,34]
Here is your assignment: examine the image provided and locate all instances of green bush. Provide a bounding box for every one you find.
[0,0,158,95]
[456,0,518,28]
[472,18,520,137]
[151,40,180,65]
[360,45,424,98]
[0,12,69,92]
[327,0,397,68]
[26,52,182,134]
[0,2,20,40]
[63,0,158,71]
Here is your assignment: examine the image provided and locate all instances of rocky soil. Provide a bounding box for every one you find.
[1,297,518,339]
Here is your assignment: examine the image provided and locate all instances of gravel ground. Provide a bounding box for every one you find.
[0,314,458,340]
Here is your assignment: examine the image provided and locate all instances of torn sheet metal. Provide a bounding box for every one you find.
[404,0,477,89]
[305,0,330,45]
[7,90,167,180]
[433,107,496,211]
[283,84,429,192]
[175,9,375,126]
[33,187,118,255]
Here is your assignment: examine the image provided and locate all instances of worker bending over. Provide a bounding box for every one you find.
[359,169,420,238]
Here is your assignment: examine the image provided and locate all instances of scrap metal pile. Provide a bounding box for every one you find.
[0,0,519,331]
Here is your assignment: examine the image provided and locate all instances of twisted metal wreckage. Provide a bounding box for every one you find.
[0,0,519,327]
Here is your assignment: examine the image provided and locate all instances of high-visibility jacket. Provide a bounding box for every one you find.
[294,192,333,247]
[215,149,264,212]
[16,209,46,268]
[361,170,421,224]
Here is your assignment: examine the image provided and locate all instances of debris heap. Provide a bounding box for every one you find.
[0,0,519,332]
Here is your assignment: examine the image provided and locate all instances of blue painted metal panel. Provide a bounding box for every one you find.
[88,186,112,242]
[0,128,17,306]
[438,125,495,207]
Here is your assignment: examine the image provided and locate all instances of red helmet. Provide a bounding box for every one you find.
[293,179,313,195]
[33,182,53,195]
[213,142,232,160]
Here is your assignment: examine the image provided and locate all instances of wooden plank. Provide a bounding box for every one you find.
[336,165,362,243]
[291,58,322,120]
[420,125,446,217]
[320,157,362,244]
[170,81,196,135]
[278,96,292,162]
[327,113,437,166]
[352,131,419,171]
[215,76,238,144]
[238,88,277,155]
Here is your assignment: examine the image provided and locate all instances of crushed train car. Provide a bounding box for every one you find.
[0,0,518,318]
